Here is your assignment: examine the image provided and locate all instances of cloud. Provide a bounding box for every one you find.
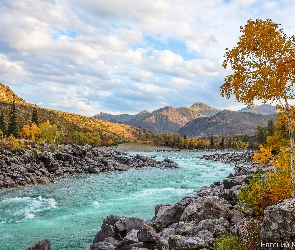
[1,0,295,116]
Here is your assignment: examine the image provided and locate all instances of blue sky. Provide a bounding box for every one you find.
[0,0,295,115]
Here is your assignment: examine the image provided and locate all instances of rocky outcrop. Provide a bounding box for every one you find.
[0,144,178,189]
[260,198,295,248]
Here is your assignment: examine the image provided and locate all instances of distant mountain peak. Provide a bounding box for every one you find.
[238,104,276,115]
[191,102,212,109]
[138,110,150,115]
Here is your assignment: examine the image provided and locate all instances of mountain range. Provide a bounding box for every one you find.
[94,103,277,136]
[179,110,276,137]
[94,103,220,134]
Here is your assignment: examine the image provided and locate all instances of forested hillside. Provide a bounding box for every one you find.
[0,83,154,145]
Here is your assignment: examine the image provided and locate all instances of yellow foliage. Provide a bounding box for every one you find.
[239,147,293,215]
[221,19,295,106]
[20,123,41,142]
[1,137,7,146]
[39,120,63,144]
[20,124,31,139]
[108,139,113,146]
[8,135,19,149]
[253,146,274,166]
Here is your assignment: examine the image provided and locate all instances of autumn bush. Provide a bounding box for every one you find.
[213,235,246,250]
[238,147,292,216]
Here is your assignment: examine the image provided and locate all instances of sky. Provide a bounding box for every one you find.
[1,0,295,116]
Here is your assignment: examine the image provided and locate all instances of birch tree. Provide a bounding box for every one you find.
[221,19,295,197]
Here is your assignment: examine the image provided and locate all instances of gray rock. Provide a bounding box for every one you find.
[176,197,197,207]
[219,185,241,205]
[230,209,246,224]
[156,228,175,249]
[197,185,221,197]
[153,204,185,230]
[93,215,122,243]
[114,217,146,239]
[222,175,249,189]
[194,230,214,247]
[193,218,230,237]
[175,222,196,236]
[137,224,158,243]
[90,242,115,250]
[261,198,295,247]
[26,239,51,250]
[116,229,139,250]
[124,229,139,243]
[180,196,231,223]
[168,235,208,250]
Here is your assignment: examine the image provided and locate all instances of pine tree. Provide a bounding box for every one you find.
[7,102,19,137]
[0,111,6,136]
[31,106,39,125]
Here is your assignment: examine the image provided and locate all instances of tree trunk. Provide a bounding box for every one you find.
[284,102,295,198]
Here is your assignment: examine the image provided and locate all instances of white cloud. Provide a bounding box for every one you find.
[152,50,183,67]
[1,0,295,115]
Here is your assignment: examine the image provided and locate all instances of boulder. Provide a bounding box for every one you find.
[219,185,241,205]
[180,196,231,223]
[193,218,230,238]
[26,239,51,250]
[197,185,221,197]
[261,198,295,247]
[114,217,146,239]
[153,204,185,230]
[177,197,197,207]
[116,229,139,250]
[230,209,246,225]
[156,228,175,249]
[175,222,196,236]
[137,224,158,243]
[93,215,122,243]
[222,175,249,189]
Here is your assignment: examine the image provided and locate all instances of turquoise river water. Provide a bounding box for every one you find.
[0,151,234,250]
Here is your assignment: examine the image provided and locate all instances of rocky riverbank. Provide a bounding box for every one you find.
[26,151,295,249]
[0,144,178,189]
[86,151,293,250]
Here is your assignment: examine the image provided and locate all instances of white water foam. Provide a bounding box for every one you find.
[1,196,57,222]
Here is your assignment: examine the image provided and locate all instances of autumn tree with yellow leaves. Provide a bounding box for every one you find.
[221,19,295,197]
[20,123,40,142]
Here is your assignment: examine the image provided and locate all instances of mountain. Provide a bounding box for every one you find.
[93,112,134,123]
[94,103,220,134]
[0,83,153,143]
[178,110,277,137]
[238,104,277,115]
[0,84,32,106]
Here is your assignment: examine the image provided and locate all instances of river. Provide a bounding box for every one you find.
[0,151,234,250]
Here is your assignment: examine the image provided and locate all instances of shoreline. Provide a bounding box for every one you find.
[16,148,293,249]
[0,143,179,189]
[85,151,293,250]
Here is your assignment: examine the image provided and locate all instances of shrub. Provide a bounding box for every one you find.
[213,235,246,250]
[241,218,262,250]
[239,147,292,216]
